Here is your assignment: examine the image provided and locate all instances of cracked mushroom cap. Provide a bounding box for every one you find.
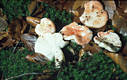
[80,1,108,28]
[61,22,93,46]
[35,18,56,36]
[94,30,122,52]
[35,33,68,67]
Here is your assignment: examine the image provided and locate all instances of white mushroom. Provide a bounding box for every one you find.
[35,33,68,67]
[94,30,122,52]
[35,18,56,36]
[80,1,108,28]
[61,22,93,46]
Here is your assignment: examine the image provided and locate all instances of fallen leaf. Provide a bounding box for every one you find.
[72,0,87,10]
[112,11,127,36]
[26,53,49,64]
[8,18,28,41]
[0,8,7,20]
[21,33,37,51]
[0,32,14,50]
[72,8,84,23]
[29,28,37,35]
[0,17,8,32]
[122,44,127,56]
[104,51,127,73]
[26,16,40,27]
[28,0,37,15]
[32,5,44,18]
[103,0,116,19]
[21,19,28,34]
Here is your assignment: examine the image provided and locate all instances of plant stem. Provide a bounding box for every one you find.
[5,72,43,80]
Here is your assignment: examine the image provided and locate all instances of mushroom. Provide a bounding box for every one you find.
[80,1,108,28]
[94,30,122,52]
[61,22,93,46]
[35,18,56,36]
[35,33,68,67]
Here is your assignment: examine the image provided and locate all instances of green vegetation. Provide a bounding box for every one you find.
[57,51,127,80]
[0,49,55,80]
[1,48,127,80]
[0,1,127,80]
[0,0,30,22]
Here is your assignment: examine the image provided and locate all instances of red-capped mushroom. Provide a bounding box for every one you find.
[61,22,93,46]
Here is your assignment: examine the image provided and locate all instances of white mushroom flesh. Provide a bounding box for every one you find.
[94,31,122,52]
[35,18,55,36]
[35,33,68,67]
[80,1,108,28]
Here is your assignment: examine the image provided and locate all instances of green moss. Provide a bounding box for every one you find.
[0,48,54,80]
[0,0,30,22]
[57,51,127,80]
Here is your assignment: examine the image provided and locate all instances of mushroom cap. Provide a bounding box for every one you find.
[80,1,108,28]
[61,22,93,46]
[94,30,122,52]
[84,1,103,12]
[35,18,56,36]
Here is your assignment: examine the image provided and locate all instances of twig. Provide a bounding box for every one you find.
[5,72,43,80]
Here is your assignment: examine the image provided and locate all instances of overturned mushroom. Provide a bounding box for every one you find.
[94,30,122,52]
[35,33,68,67]
[80,1,108,28]
[35,18,56,36]
[61,22,93,46]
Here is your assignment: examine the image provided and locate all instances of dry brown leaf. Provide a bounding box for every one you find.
[0,17,8,32]
[0,32,14,50]
[112,11,127,36]
[0,8,7,20]
[103,0,116,19]
[122,44,127,56]
[21,33,37,51]
[104,51,127,73]
[8,18,28,41]
[32,5,44,18]
[25,53,49,64]
[26,16,40,27]
[21,20,28,34]
[72,0,88,10]
[118,0,127,13]
[115,0,127,19]
[29,28,37,35]
[28,0,37,15]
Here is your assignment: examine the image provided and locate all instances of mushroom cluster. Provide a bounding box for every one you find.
[29,1,123,68]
